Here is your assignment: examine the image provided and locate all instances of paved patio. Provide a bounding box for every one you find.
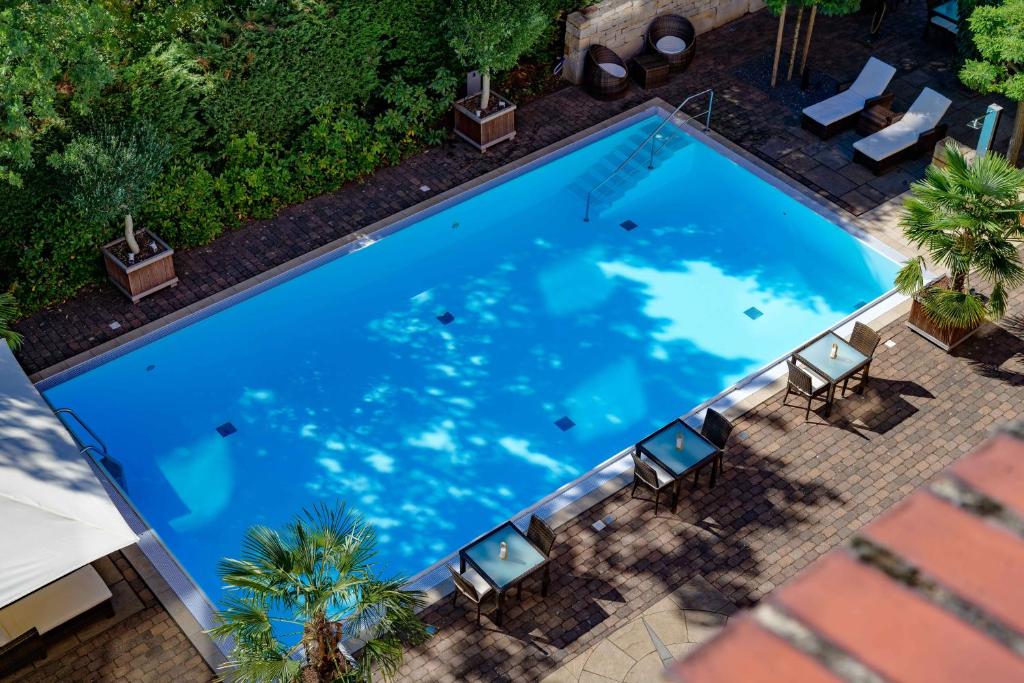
[11,3,1010,376]
[391,296,1024,682]
[4,4,1023,683]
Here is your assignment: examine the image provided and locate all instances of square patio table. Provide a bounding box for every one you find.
[636,418,720,513]
[459,522,549,626]
[793,331,869,416]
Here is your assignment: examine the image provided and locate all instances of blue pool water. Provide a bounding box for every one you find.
[43,114,900,605]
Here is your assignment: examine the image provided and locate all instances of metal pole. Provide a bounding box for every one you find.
[648,134,656,169]
[706,92,714,132]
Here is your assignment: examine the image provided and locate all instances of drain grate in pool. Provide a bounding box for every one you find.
[620,219,638,231]
[554,416,576,431]
[436,311,455,325]
[216,422,237,437]
[744,306,764,320]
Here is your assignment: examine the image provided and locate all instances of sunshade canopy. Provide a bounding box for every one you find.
[0,344,137,609]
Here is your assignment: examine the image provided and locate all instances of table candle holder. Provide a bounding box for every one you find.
[675,431,685,450]
[499,541,508,560]
[829,343,838,359]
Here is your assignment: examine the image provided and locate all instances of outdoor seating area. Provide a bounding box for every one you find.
[584,14,695,100]
[449,515,556,626]
[787,322,882,419]
[631,409,733,516]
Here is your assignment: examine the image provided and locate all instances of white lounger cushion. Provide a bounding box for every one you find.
[599,62,627,78]
[802,57,897,126]
[853,87,952,161]
[0,566,111,644]
[656,35,687,54]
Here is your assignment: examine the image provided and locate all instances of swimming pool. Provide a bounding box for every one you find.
[42,108,901,608]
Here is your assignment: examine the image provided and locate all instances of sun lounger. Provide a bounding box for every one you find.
[852,87,951,174]
[801,57,897,138]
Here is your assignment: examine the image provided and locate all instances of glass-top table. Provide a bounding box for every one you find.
[636,418,720,512]
[459,521,549,626]
[793,331,869,416]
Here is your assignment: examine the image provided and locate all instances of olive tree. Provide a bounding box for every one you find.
[445,0,547,110]
[48,121,171,256]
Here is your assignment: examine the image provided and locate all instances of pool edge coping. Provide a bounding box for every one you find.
[31,96,926,668]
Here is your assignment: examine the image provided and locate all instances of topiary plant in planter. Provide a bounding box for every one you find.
[896,144,1024,350]
[446,0,547,151]
[49,121,176,303]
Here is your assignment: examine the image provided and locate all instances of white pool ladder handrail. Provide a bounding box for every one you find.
[583,88,714,222]
[54,406,126,483]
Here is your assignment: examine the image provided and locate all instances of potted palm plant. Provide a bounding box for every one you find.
[210,504,429,683]
[896,144,1024,351]
[49,121,175,303]
[446,0,547,151]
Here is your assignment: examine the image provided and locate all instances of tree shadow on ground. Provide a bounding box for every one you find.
[953,323,1024,386]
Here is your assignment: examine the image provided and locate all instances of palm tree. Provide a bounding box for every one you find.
[209,504,428,683]
[895,144,1024,329]
[0,292,23,350]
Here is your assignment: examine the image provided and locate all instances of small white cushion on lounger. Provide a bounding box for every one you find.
[656,35,687,54]
[802,90,869,126]
[848,57,897,100]
[459,567,493,596]
[599,62,627,78]
[853,87,952,162]
[802,57,896,126]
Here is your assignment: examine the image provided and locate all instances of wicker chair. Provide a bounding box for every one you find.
[699,408,734,483]
[842,322,881,395]
[584,45,630,101]
[784,361,830,420]
[646,15,696,73]
[527,515,556,557]
[447,564,498,626]
[631,450,677,515]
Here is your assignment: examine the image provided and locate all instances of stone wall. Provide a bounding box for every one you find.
[563,0,766,83]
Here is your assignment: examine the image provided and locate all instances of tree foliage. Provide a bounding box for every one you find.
[446,0,548,76]
[960,0,1024,103]
[0,1,117,186]
[0,0,576,314]
[895,145,1024,328]
[48,121,172,227]
[0,292,22,350]
[209,504,428,683]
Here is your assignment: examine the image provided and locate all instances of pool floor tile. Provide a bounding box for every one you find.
[555,416,576,431]
[436,311,455,325]
[620,220,638,231]
[216,422,237,437]
[744,307,764,320]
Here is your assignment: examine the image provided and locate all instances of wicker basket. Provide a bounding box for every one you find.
[646,15,696,73]
[584,45,630,101]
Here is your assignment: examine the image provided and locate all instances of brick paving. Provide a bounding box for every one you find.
[6,5,1023,683]
[11,3,1011,375]
[1,551,213,683]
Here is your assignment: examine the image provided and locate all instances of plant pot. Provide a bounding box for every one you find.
[906,291,981,352]
[101,230,178,303]
[453,92,516,152]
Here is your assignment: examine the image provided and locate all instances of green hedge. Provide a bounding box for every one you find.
[1,0,580,313]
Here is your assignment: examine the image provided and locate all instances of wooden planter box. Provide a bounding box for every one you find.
[906,295,980,351]
[101,231,178,303]
[453,92,516,152]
